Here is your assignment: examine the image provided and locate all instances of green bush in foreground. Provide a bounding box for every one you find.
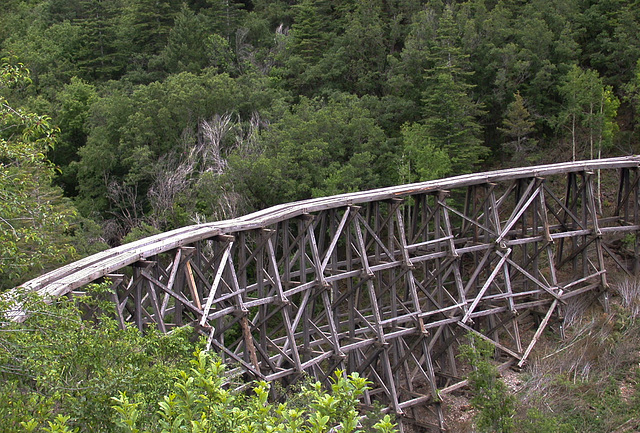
[113,351,396,433]
[0,286,199,432]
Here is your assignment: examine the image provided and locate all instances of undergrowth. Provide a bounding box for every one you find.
[455,277,640,432]
[459,334,517,433]
[514,277,640,432]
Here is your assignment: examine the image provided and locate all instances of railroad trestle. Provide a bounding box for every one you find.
[13,157,640,431]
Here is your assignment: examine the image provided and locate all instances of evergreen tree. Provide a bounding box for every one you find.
[499,91,536,157]
[384,6,440,129]
[204,0,246,42]
[326,0,389,95]
[577,0,640,87]
[159,4,212,74]
[116,0,181,82]
[76,0,125,81]
[281,0,333,95]
[420,5,488,173]
[289,0,329,62]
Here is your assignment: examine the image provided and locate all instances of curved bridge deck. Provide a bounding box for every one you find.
[14,156,640,431]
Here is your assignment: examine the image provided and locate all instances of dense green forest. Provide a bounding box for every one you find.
[2,1,640,431]
[2,0,640,288]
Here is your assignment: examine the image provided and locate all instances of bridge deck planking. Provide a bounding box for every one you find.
[7,156,640,432]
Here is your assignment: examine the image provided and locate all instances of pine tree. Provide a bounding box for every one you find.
[499,91,536,156]
[76,0,125,81]
[330,0,388,95]
[289,0,329,62]
[115,0,181,80]
[159,4,211,74]
[420,5,488,174]
[205,0,245,42]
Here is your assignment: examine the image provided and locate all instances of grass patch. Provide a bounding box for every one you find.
[514,278,640,432]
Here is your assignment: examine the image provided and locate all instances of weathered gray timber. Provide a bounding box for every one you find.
[11,156,640,431]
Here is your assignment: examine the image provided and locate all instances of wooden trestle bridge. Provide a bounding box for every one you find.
[12,156,640,431]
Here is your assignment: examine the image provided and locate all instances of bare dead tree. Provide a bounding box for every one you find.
[148,152,197,228]
[198,113,234,175]
[105,179,142,242]
[145,113,265,228]
[205,186,246,222]
[234,111,264,156]
[192,112,264,222]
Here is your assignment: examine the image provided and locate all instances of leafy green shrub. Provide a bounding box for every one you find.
[0,59,77,290]
[113,350,397,433]
[518,408,572,433]
[0,285,200,432]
